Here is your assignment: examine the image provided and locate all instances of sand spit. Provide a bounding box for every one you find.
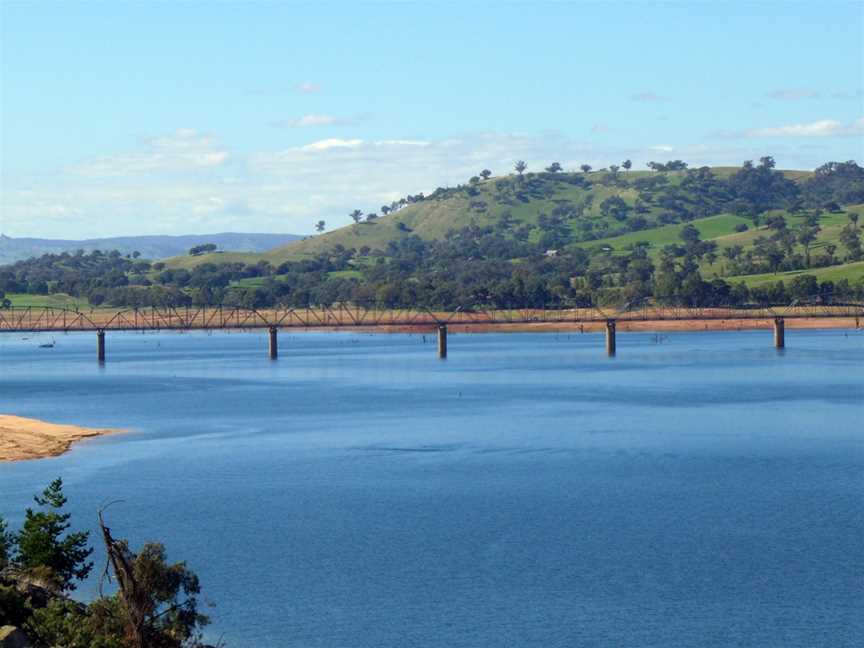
[0,415,120,462]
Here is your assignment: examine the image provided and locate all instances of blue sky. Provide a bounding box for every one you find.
[1,1,862,238]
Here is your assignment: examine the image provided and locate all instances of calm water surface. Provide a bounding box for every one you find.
[1,329,862,647]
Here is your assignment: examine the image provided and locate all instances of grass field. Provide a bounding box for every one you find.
[5,293,89,308]
[576,214,753,253]
[727,261,864,287]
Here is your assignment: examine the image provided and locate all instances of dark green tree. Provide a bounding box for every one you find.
[15,478,93,592]
[514,160,527,176]
[0,515,12,568]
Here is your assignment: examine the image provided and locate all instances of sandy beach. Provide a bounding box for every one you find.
[0,415,119,462]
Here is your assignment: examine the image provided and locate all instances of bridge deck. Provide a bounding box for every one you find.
[0,304,861,333]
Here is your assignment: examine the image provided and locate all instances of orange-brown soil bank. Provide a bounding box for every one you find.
[0,415,120,462]
[362,317,861,334]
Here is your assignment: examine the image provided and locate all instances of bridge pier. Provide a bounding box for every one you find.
[437,324,447,359]
[268,326,278,360]
[774,317,785,349]
[96,329,105,363]
[605,319,616,356]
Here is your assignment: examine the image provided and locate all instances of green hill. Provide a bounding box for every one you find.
[4,159,864,310]
[166,165,816,268]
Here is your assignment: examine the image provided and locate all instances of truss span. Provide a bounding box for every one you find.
[0,303,862,334]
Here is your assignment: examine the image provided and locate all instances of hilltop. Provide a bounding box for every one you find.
[2,159,863,310]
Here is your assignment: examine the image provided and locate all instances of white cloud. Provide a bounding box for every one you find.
[275,114,341,128]
[631,91,669,102]
[743,118,863,138]
[299,138,364,151]
[69,129,230,177]
[2,128,859,238]
[296,81,321,93]
[832,90,863,101]
[766,88,820,101]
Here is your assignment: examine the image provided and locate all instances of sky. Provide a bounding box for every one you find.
[1,1,862,239]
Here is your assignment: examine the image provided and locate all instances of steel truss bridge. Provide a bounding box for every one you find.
[1,303,861,360]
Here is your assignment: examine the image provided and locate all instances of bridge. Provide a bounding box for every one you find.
[1,303,862,362]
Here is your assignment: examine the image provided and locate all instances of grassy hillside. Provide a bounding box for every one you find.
[166,167,816,269]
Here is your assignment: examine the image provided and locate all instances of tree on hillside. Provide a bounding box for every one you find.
[480,169,492,181]
[545,162,562,173]
[850,213,859,229]
[609,164,620,175]
[622,159,632,171]
[599,195,630,221]
[839,224,863,261]
[188,244,217,256]
[514,160,527,176]
[796,223,820,268]
[315,220,326,232]
[380,206,391,216]
[580,164,592,174]
[366,213,378,223]
[350,209,364,224]
[15,478,93,592]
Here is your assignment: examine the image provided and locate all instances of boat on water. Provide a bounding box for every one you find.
[38,338,55,348]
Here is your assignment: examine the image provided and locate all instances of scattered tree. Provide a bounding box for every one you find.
[315,220,326,233]
[514,160,527,176]
[14,478,93,592]
[580,164,592,174]
[545,162,562,173]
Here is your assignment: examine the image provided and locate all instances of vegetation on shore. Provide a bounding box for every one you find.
[0,479,212,647]
[1,158,863,311]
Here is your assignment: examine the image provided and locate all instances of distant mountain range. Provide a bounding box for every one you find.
[0,232,303,264]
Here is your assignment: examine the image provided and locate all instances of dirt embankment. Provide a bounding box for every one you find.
[345,317,862,334]
[0,415,120,462]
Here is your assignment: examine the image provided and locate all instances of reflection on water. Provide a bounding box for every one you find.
[1,329,862,647]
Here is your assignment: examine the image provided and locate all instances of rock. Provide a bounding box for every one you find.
[0,626,30,648]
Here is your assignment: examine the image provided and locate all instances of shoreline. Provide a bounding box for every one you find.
[302,317,862,334]
[0,415,120,462]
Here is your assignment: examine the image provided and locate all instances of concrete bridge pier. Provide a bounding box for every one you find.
[437,324,448,359]
[96,329,105,364]
[773,317,785,349]
[268,326,278,360]
[605,319,616,356]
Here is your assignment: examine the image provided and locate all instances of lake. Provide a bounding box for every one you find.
[1,328,862,647]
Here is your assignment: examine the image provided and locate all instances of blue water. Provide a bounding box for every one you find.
[1,329,862,647]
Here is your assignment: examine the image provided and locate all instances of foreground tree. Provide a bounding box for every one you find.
[15,478,93,592]
[92,512,210,648]
[0,515,12,568]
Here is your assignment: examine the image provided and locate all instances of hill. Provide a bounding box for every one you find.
[2,159,863,310]
[0,232,302,264]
